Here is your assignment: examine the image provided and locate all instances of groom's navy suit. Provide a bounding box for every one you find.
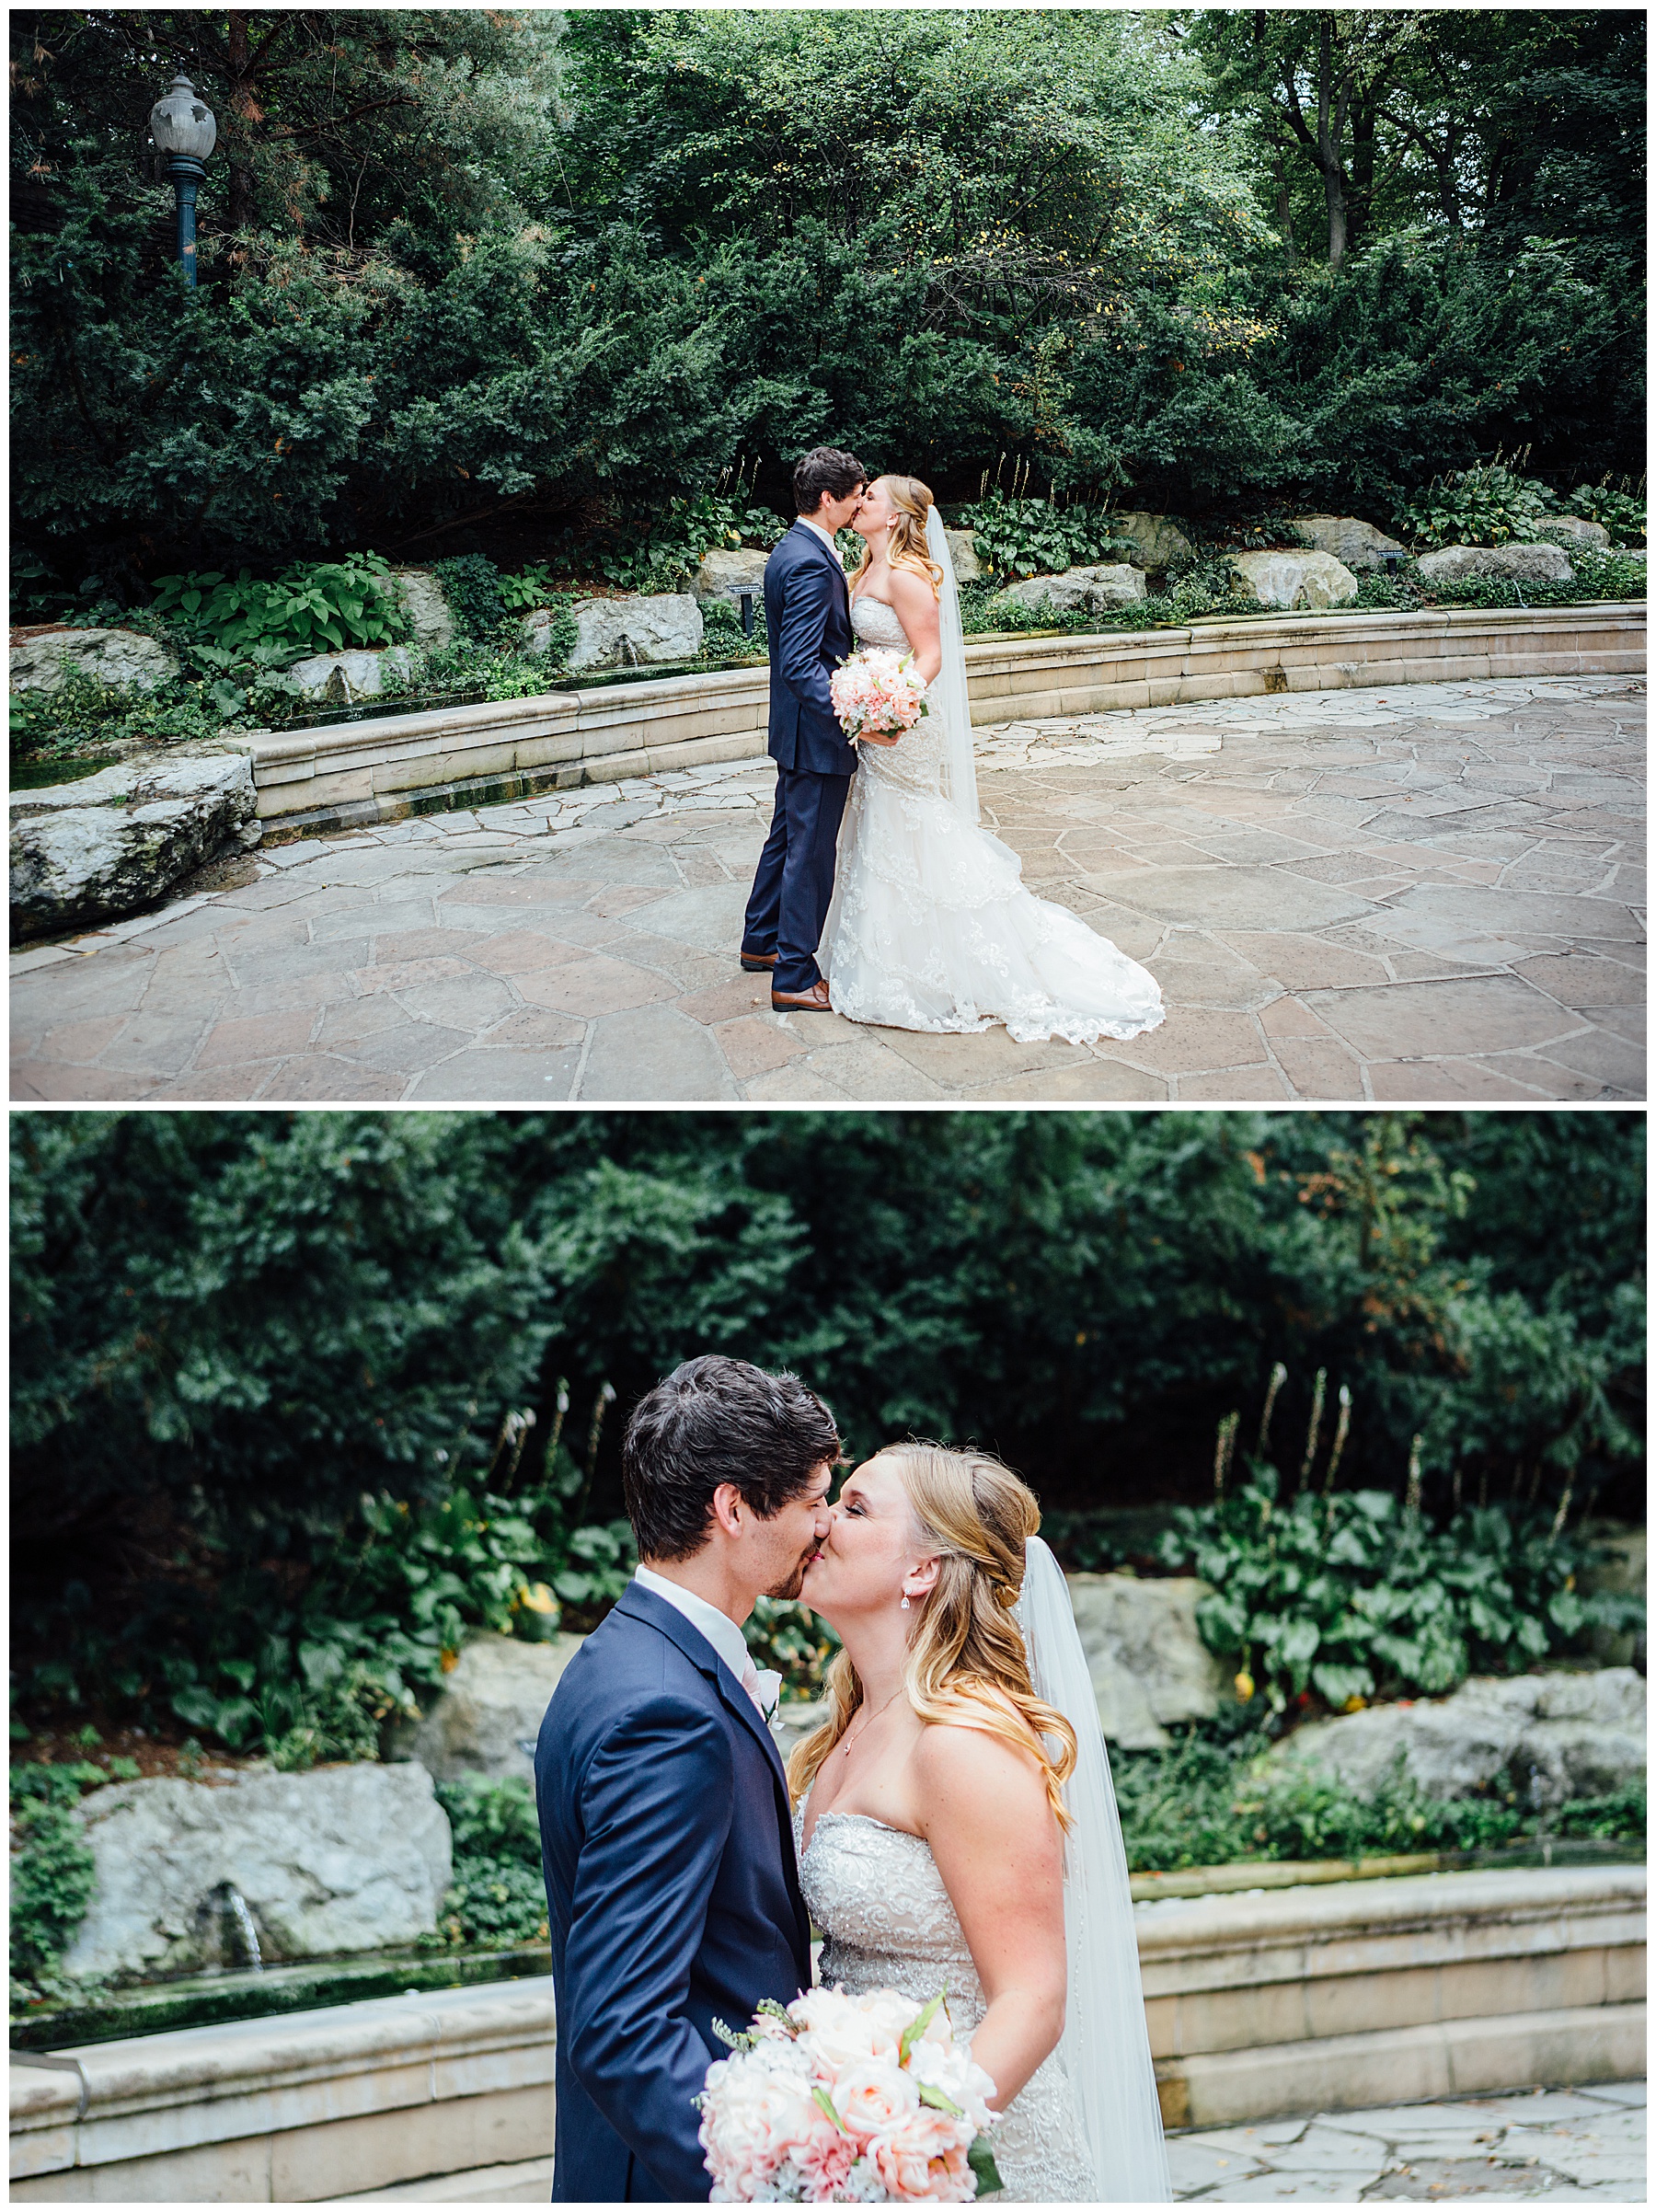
[742,520,859,994]
[535,1581,812,2203]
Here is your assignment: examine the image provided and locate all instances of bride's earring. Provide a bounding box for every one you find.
[900,1593,912,1610]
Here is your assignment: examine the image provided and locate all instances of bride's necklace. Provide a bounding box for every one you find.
[834,1686,904,1772]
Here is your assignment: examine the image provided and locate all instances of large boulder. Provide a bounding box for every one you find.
[1535,514,1612,550]
[60,1761,453,1985]
[10,626,178,696]
[1290,516,1405,571]
[1065,1573,1226,1751]
[391,1631,585,1781]
[567,593,704,672]
[11,748,260,940]
[286,646,412,703]
[1230,550,1361,610]
[692,547,770,612]
[1268,1667,1646,1808]
[943,528,983,584]
[392,569,456,652]
[1415,542,1574,585]
[999,563,1147,616]
[1111,513,1193,574]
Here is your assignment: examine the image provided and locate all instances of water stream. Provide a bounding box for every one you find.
[225,1887,263,1973]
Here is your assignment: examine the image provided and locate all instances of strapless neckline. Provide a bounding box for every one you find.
[793,1791,1094,2200]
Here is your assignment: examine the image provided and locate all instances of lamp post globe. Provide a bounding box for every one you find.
[149,74,217,286]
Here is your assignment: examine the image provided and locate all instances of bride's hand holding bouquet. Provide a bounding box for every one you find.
[830,650,929,750]
[698,1986,1003,2204]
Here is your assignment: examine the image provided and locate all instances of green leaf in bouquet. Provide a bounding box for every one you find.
[811,2085,849,2134]
[755,1999,799,2035]
[969,2133,1005,2197]
[899,1988,947,2065]
[916,2080,965,2117]
[710,2015,757,2052]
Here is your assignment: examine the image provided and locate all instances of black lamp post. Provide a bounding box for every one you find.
[149,74,216,286]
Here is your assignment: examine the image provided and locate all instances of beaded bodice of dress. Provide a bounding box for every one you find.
[793,1803,1095,2202]
[850,594,948,799]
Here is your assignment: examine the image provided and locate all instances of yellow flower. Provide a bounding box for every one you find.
[1235,1670,1255,1702]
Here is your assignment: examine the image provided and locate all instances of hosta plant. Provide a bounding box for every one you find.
[1159,1464,1642,1713]
[1395,462,1558,549]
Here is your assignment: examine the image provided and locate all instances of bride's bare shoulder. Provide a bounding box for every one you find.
[912,1703,1049,1806]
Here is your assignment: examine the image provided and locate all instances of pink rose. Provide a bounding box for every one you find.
[832,2056,922,2144]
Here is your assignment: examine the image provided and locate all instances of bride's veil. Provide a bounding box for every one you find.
[924,505,980,826]
[1016,1535,1172,2202]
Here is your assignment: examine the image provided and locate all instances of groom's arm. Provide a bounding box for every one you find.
[563,1691,734,2201]
[776,553,841,724]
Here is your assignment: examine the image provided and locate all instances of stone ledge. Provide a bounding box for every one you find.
[1154,1999,1648,2131]
[10,1982,556,2184]
[244,605,1647,832]
[1135,1862,1647,1980]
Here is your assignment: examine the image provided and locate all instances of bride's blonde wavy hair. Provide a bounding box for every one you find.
[848,474,944,601]
[788,1442,1077,1831]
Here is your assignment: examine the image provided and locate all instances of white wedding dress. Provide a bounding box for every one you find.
[791,1538,1171,2205]
[821,589,1166,1044]
[795,1800,1096,2201]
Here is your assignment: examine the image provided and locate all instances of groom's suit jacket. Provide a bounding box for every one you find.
[535,1580,813,2203]
[765,521,858,777]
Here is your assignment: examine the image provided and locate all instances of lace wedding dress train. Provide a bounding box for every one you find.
[795,1803,1096,2203]
[821,593,1166,1045]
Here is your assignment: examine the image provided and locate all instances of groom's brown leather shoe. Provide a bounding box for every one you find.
[740,949,777,972]
[772,981,833,1013]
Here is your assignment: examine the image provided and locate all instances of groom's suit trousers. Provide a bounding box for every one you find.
[743,766,851,994]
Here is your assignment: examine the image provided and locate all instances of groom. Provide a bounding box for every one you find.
[740,445,868,1013]
[535,1356,838,2201]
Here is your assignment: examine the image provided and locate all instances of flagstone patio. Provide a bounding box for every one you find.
[11,675,1644,1104]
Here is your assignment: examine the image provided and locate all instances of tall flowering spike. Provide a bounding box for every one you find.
[1405,1434,1423,1518]
[1259,1361,1287,1452]
[1299,1367,1328,1492]
[1322,1385,1351,1496]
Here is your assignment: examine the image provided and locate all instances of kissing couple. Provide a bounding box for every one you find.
[535,1355,1169,2203]
[740,447,1166,1046]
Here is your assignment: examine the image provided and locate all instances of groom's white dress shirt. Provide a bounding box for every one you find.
[798,516,843,564]
[632,1565,781,1723]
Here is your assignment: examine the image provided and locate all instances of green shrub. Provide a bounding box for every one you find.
[437,1855,548,1946]
[9,670,240,765]
[10,1765,101,2005]
[745,1597,841,1700]
[431,1775,546,1949]
[550,490,785,594]
[1160,1467,1644,1714]
[1563,481,1647,545]
[431,556,509,644]
[1395,460,1559,548]
[1110,1722,1647,1873]
[151,554,406,657]
[952,491,1135,581]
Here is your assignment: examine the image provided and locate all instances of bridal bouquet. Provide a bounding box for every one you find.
[830,649,930,742]
[698,1987,1003,2204]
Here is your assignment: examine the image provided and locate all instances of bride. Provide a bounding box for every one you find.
[821,477,1166,1044]
[792,1443,1169,2203]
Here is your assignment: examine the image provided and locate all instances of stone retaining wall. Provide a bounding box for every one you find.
[11,1864,1643,2200]
[243,602,1646,840]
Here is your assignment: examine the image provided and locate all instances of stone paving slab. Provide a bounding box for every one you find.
[12,677,1645,1103]
[1170,2080,1645,2202]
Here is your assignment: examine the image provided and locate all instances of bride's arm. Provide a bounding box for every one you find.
[913,1721,1067,2112]
[887,568,943,685]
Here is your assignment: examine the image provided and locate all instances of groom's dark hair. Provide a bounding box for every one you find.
[622,1355,842,1561]
[793,446,867,515]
